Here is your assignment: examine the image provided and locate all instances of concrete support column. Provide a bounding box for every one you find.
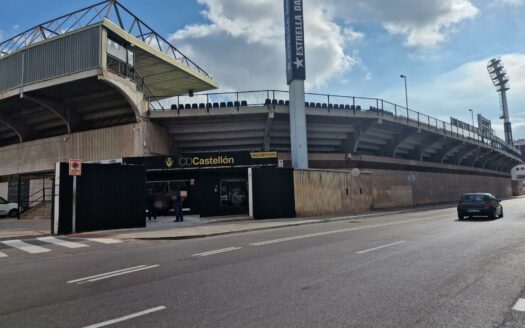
[289,80,308,168]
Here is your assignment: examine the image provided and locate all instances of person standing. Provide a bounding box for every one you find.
[173,188,184,222]
[146,189,157,221]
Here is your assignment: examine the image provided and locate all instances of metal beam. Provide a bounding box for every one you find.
[20,94,80,134]
[0,112,27,142]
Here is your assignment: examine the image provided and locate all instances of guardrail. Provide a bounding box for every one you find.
[151,90,521,159]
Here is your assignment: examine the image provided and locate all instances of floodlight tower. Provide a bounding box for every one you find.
[487,58,513,145]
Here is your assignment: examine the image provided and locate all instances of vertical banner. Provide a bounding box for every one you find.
[284,0,306,84]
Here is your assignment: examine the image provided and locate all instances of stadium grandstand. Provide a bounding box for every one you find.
[0,0,522,219]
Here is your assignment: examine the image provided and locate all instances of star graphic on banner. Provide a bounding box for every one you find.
[293,58,304,69]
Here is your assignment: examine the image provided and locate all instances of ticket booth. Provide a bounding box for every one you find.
[123,151,278,217]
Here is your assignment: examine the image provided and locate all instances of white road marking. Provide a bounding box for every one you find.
[0,251,7,258]
[512,299,525,312]
[2,239,51,254]
[87,265,159,282]
[193,247,242,257]
[83,306,166,328]
[356,240,406,254]
[83,238,122,244]
[37,237,89,249]
[250,217,439,247]
[67,265,148,284]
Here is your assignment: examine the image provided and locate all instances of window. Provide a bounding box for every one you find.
[0,197,7,204]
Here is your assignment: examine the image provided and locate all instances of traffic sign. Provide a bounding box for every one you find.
[69,159,82,176]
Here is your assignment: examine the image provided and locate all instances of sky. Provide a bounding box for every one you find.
[1,0,525,140]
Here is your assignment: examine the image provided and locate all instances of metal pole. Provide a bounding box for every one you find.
[401,75,409,110]
[72,176,77,233]
[17,175,21,220]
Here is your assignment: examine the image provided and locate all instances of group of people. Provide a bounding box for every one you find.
[145,188,184,222]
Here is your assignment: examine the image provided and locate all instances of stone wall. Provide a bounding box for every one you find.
[293,169,373,217]
[370,169,512,209]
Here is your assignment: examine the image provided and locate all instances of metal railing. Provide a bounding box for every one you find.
[152,89,521,159]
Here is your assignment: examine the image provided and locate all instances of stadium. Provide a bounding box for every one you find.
[0,0,522,221]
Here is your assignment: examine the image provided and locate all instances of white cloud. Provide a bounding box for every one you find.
[327,0,479,48]
[170,0,357,91]
[380,54,525,139]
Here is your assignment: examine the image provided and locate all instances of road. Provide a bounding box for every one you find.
[1,198,525,328]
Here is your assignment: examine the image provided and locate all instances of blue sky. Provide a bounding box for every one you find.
[1,0,525,139]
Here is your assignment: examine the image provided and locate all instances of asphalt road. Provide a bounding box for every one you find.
[1,198,525,328]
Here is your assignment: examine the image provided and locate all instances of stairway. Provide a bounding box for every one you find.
[20,201,52,220]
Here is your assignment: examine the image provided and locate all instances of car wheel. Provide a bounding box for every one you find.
[457,213,464,220]
[489,208,497,220]
[499,208,504,218]
[8,209,18,218]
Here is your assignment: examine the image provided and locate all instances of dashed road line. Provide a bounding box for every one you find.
[83,238,122,244]
[512,299,525,312]
[356,240,406,254]
[83,306,166,328]
[37,236,89,249]
[193,247,243,257]
[68,265,159,284]
[249,216,439,247]
[2,239,51,254]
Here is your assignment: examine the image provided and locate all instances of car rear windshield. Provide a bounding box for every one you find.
[461,194,490,202]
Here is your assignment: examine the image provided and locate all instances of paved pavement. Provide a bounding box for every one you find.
[1,198,524,327]
[0,218,50,239]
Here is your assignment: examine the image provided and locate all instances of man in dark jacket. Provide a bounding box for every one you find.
[146,189,157,221]
[173,188,184,222]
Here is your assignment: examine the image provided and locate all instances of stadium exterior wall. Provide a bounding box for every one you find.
[0,121,170,177]
[370,169,511,209]
[281,152,512,211]
[0,182,7,199]
[293,169,373,217]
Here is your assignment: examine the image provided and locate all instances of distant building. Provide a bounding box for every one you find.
[516,139,525,162]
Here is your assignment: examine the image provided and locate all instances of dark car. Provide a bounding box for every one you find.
[457,193,503,220]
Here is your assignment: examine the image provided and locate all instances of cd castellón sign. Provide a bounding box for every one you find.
[284,0,306,84]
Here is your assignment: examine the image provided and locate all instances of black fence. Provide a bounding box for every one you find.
[54,163,145,234]
[252,168,295,220]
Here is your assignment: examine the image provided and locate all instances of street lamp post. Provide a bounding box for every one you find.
[400,75,408,110]
[468,109,474,126]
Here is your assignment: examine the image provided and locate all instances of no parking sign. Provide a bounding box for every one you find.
[69,159,82,176]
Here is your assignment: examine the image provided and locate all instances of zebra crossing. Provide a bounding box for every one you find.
[0,237,123,258]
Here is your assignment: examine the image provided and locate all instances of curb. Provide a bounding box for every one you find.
[133,203,457,241]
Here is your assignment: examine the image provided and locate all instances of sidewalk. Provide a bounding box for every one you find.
[74,203,458,241]
[0,219,50,239]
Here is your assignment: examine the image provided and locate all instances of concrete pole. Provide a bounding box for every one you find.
[289,80,308,168]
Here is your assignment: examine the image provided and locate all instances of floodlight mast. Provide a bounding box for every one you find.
[487,58,513,145]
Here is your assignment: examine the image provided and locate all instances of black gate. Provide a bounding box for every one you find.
[252,168,296,219]
[54,163,145,234]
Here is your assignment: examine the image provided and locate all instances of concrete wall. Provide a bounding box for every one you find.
[293,169,373,217]
[512,180,525,196]
[0,182,7,199]
[370,169,512,209]
[0,121,170,177]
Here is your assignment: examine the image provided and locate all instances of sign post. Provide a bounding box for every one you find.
[284,0,308,168]
[69,159,82,233]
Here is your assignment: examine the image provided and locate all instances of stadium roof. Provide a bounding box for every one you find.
[0,0,218,95]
